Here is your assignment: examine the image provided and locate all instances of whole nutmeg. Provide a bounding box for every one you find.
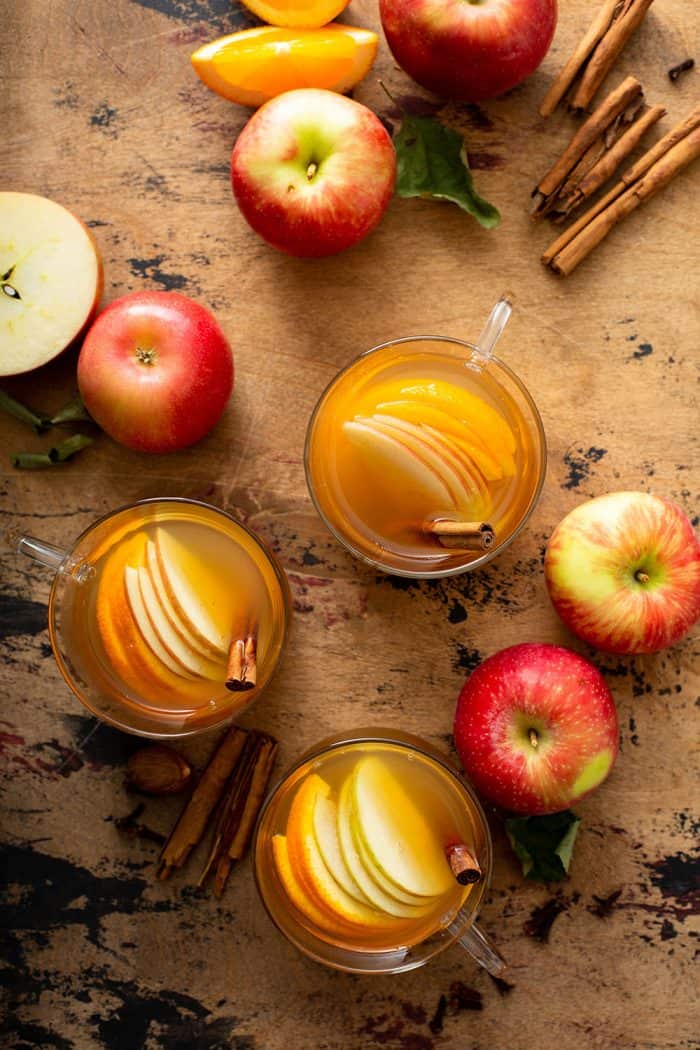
[126,745,192,795]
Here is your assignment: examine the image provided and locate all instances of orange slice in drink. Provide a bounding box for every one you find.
[239,0,350,29]
[191,25,377,107]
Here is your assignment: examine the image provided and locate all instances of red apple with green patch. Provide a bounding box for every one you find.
[77,291,233,454]
[379,0,557,103]
[230,88,396,258]
[545,492,700,654]
[454,643,618,815]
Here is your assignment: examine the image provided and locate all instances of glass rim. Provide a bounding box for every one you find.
[252,728,494,974]
[303,334,547,579]
[47,496,292,739]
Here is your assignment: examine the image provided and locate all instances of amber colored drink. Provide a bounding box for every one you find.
[52,500,289,736]
[254,738,487,959]
[306,338,545,576]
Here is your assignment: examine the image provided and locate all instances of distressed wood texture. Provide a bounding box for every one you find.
[1,1,698,1048]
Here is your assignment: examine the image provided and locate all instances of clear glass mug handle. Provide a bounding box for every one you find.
[15,534,68,571]
[458,921,508,977]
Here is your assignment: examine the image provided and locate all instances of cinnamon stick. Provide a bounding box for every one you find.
[539,0,620,117]
[424,520,495,551]
[226,633,257,692]
[533,77,643,217]
[544,122,700,276]
[156,725,247,880]
[539,0,655,117]
[572,0,655,113]
[543,107,700,271]
[446,844,482,886]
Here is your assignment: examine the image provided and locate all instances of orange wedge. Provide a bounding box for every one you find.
[191,25,377,108]
[239,0,349,29]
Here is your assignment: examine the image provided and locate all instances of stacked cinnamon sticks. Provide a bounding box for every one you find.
[534,0,699,275]
[157,724,278,897]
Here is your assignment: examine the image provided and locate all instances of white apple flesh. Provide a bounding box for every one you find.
[0,192,102,376]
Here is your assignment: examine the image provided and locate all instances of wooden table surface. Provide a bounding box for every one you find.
[2,1,698,1047]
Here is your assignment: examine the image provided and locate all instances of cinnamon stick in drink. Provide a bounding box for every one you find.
[226,633,257,692]
[424,520,495,551]
[446,843,482,885]
[544,118,700,276]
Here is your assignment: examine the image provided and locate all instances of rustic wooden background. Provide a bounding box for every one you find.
[2,1,698,1047]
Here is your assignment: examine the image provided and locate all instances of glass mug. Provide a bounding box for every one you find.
[15,498,291,737]
[253,729,507,976]
[305,296,546,578]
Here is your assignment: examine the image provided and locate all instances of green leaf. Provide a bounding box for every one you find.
[11,434,94,470]
[0,390,51,432]
[394,114,500,229]
[505,811,582,883]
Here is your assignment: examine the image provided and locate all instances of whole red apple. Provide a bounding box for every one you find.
[379,0,557,102]
[231,88,396,258]
[545,492,700,655]
[454,643,618,815]
[78,291,233,454]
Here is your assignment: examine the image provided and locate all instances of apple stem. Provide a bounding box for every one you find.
[528,728,539,749]
[635,570,650,584]
[306,163,318,181]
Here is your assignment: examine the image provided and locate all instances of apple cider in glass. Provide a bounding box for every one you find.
[255,739,487,959]
[306,337,545,576]
[52,499,289,736]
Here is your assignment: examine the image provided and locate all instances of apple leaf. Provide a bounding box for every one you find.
[393,114,501,229]
[505,811,582,883]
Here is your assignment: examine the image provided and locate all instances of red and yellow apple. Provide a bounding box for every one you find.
[545,492,700,654]
[454,643,619,815]
[379,0,557,102]
[77,291,233,453]
[230,88,396,258]
[1,192,103,376]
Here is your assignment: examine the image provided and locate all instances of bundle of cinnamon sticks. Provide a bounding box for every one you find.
[157,724,278,896]
[540,0,656,116]
[543,106,700,276]
[533,77,666,222]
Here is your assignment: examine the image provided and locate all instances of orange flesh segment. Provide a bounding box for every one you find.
[191,26,377,106]
[239,0,350,30]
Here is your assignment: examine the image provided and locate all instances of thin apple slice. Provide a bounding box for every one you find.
[137,567,224,681]
[272,834,354,938]
[0,192,102,376]
[371,414,470,508]
[421,424,491,510]
[313,793,370,905]
[351,756,454,899]
[376,400,504,479]
[286,775,399,928]
[145,539,223,660]
[343,419,452,506]
[123,566,195,679]
[337,778,433,916]
[154,527,231,657]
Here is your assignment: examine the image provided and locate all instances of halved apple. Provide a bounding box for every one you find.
[343,419,452,506]
[336,778,432,916]
[154,527,231,657]
[350,757,454,899]
[286,775,398,928]
[313,792,369,905]
[0,192,103,376]
[136,566,224,680]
